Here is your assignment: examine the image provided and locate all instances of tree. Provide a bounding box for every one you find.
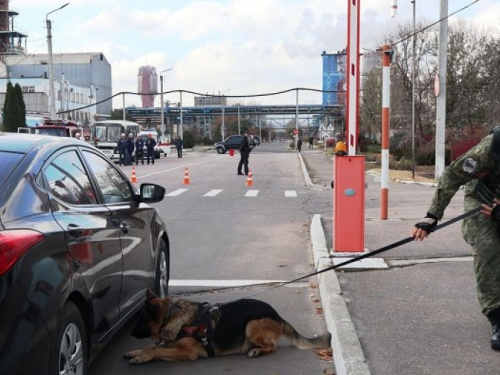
[14,84,26,128]
[110,109,132,121]
[2,82,26,132]
[360,18,500,160]
[182,130,195,148]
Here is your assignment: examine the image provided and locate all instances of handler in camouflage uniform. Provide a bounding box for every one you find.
[412,130,500,351]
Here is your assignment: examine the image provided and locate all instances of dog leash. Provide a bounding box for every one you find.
[235,207,481,301]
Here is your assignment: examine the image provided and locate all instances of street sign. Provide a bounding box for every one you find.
[293,129,298,135]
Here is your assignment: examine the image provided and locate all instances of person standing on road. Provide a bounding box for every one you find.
[411,128,500,351]
[145,133,157,165]
[237,132,252,175]
[117,133,127,166]
[135,136,145,165]
[75,132,82,141]
[126,134,135,166]
[309,136,314,149]
[174,136,183,158]
[297,138,303,152]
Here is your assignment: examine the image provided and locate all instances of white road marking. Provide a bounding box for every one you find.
[166,188,189,197]
[170,279,289,287]
[137,156,225,178]
[285,190,297,197]
[245,190,259,197]
[204,189,223,197]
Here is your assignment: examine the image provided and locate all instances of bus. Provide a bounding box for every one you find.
[90,120,140,160]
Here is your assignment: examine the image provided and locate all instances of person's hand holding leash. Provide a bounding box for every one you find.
[481,198,500,220]
[411,213,438,241]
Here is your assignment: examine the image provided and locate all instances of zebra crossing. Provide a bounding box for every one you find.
[165,188,299,198]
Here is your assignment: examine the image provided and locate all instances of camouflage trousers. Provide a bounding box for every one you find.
[462,198,500,317]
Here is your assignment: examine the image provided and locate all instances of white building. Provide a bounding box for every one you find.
[3,52,112,119]
[0,77,97,126]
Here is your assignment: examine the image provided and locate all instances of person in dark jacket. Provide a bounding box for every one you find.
[297,138,303,152]
[174,136,183,158]
[117,133,127,166]
[145,133,157,165]
[135,136,145,165]
[126,134,135,166]
[237,132,253,175]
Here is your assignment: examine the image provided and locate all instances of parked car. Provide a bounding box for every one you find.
[252,135,261,146]
[0,132,170,375]
[137,130,170,159]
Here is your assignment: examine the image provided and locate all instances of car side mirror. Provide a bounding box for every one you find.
[139,183,165,203]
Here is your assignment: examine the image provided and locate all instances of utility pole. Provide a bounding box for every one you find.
[159,68,173,138]
[411,0,416,179]
[46,3,69,120]
[435,0,448,178]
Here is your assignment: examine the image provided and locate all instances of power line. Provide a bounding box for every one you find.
[391,0,480,47]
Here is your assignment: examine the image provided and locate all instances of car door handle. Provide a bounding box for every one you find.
[67,224,84,238]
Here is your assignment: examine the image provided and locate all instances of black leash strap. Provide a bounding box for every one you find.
[241,207,481,299]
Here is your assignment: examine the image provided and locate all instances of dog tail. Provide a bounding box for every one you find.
[281,320,331,349]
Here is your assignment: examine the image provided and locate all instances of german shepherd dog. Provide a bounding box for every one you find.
[125,290,331,364]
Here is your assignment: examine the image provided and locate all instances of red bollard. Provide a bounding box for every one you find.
[229,148,234,156]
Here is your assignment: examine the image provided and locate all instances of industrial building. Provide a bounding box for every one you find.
[138,65,157,108]
[322,50,347,107]
[0,1,112,125]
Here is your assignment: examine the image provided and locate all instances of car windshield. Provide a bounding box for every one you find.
[0,151,23,190]
[107,125,123,142]
[35,128,67,137]
[94,125,123,143]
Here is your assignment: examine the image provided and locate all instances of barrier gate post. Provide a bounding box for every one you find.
[333,155,365,252]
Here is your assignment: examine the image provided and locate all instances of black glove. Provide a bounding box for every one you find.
[415,213,438,234]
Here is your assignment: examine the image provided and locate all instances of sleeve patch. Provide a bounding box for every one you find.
[462,158,479,174]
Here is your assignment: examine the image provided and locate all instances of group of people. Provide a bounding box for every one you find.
[117,133,158,166]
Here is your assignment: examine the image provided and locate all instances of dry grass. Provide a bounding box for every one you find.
[366,164,436,184]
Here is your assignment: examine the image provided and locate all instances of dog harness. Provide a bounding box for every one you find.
[177,303,221,357]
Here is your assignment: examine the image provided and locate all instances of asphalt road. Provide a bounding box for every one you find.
[89,142,333,375]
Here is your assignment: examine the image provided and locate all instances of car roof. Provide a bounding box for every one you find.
[0,132,81,153]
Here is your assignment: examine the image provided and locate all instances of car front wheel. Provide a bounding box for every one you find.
[154,241,170,298]
[216,146,225,154]
[50,302,87,375]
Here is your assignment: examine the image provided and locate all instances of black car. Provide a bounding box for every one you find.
[0,133,170,375]
[214,135,243,154]
[214,135,258,154]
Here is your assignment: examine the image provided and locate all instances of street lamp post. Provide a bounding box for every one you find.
[159,68,173,138]
[411,0,416,179]
[46,3,69,120]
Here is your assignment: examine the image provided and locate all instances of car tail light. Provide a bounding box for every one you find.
[0,230,45,276]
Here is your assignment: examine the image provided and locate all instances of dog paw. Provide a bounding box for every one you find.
[129,355,150,365]
[124,350,141,359]
[247,349,261,358]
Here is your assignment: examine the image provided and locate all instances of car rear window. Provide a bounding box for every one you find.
[0,151,23,187]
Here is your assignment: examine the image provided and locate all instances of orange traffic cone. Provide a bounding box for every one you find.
[183,167,190,185]
[246,169,253,187]
[130,167,138,183]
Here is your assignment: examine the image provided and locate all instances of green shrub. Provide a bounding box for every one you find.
[183,130,196,148]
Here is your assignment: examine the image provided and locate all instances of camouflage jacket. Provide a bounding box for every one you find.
[428,133,500,220]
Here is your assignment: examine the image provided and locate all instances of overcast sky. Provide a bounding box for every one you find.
[11,0,499,108]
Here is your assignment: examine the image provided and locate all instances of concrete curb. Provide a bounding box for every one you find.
[299,152,371,375]
[310,215,371,375]
[297,152,328,191]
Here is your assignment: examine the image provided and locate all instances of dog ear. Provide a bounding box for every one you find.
[145,299,160,316]
[146,288,159,301]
